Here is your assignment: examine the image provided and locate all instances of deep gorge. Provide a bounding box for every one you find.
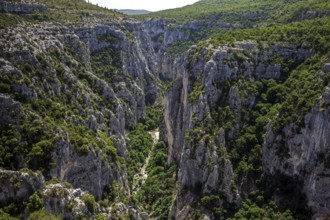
[0,0,330,219]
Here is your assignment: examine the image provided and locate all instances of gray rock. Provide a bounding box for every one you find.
[228,86,241,109]
[0,169,44,206]
[166,40,314,218]
[0,94,21,130]
[0,0,46,14]
[43,183,92,219]
[87,115,98,133]
[324,63,330,73]
[264,88,330,217]
[50,131,128,200]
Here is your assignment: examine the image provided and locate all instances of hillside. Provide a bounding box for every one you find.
[138,0,330,55]
[137,0,330,25]
[118,9,150,15]
[0,0,330,219]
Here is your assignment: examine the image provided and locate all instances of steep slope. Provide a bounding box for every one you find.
[137,0,330,46]
[1,0,330,219]
[0,0,158,218]
[164,17,330,219]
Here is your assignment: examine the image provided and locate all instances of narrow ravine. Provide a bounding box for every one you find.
[132,128,160,194]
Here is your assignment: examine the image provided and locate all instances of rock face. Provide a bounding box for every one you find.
[0,0,46,14]
[1,2,330,219]
[163,42,317,219]
[264,87,330,218]
[43,183,95,219]
[0,169,44,207]
[50,131,128,200]
[0,94,21,130]
[0,13,158,217]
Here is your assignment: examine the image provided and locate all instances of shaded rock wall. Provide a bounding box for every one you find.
[0,0,46,14]
[264,87,330,218]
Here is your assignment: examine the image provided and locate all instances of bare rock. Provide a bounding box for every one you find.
[0,169,44,207]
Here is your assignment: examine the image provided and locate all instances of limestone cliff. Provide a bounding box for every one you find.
[264,85,330,219]
[0,12,157,218]
[1,0,330,219]
[0,0,46,14]
[164,42,327,219]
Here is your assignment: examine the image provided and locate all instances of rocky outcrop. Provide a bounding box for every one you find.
[165,41,316,218]
[0,14,160,213]
[50,130,128,200]
[166,42,313,164]
[264,87,330,218]
[0,169,44,207]
[0,94,21,130]
[0,0,46,14]
[43,183,92,219]
[111,202,150,220]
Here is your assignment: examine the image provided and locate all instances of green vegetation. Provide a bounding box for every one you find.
[183,7,330,218]
[209,17,330,53]
[0,113,55,174]
[0,0,124,29]
[0,14,21,29]
[27,193,44,212]
[185,60,316,218]
[127,123,153,185]
[273,54,327,130]
[166,41,194,56]
[0,211,19,220]
[82,194,96,214]
[143,106,163,130]
[228,200,294,220]
[137,0,330,26]
[134,141,176,220]
[0,22,124,175]
[28,209,61,220]
[137,0,330,56]
[90,47,122,88]
[210,17,330,130]
[0,0,329,219]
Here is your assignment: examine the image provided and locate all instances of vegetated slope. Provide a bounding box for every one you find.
[138,0,330,56]
[0,0,160,219]
[164,15,330,219]
[118,9,150,15]
[0,0,330,219]
[138,0,330,26]
[0,0,126,29]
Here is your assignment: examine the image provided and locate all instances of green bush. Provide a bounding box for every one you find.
[82,194,96,214]
[27,139,54,172]
[144,106,163,130]
[0,114,54,174]
[27,193,43,212]
[228,200,294,220]
[0,211,19,220]
[94,214,107,220]
[28,209,61,220]
[103,184,116,202]
[201,195,221,207]
[3,203,18,216]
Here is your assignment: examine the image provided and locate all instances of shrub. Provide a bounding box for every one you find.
[103,184,116,202]
[82,194,96,214]
[27,193,43,212]
[28,209,60,220]
[0,211,20,220]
